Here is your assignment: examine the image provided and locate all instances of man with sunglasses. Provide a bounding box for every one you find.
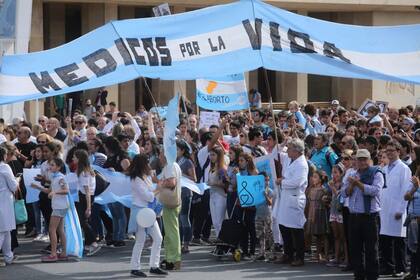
[342,149,384,280]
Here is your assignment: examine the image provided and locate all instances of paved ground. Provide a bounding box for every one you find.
[1,236,397,280]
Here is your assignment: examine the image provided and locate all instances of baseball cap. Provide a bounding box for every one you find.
[403,117,415,126]
[356,149,371,159]
[331,100,340,105]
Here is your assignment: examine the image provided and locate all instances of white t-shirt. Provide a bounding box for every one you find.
[131,177,155,208]
[50,173,69,210]
[161,163,182,199]
[77,171,96,196]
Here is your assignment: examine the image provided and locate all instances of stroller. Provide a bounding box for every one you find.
[211,200,246,262]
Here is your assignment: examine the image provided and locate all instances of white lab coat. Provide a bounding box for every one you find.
[274,153,309,229]
[380,159,411,237]
[0,163,18,232]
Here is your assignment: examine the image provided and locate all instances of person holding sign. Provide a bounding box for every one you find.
[274,138,308,267]
[232,153,258,260]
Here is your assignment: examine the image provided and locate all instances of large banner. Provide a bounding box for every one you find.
[196,73,249,111]
[1,0,420,104]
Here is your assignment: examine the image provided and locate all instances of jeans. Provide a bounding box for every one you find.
[76,192,97,246]
[349,213,379,280]
[240,208,256,256]
[91,203,113,241]
[109,202,127,242]
[32,202,42,234]
[191,189,212,240]
[179,188,192,243]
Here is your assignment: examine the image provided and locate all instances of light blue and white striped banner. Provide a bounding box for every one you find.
[196,73,249,111]
[2,0,420,104]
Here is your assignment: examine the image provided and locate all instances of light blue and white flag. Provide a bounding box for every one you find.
[2,0,420,104]
[92,165,132,208]
[196,73,249,111]
[64,194,83,258]
[163,94,179,166]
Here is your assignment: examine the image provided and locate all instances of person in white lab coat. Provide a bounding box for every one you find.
[379,140,411,277]
[274,138,308,267]
[0,146,19,265]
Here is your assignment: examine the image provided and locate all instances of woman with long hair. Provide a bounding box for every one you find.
[102,136,130,247]
[226,145,243,219]
[127,154,167,277]
[176,140,196,254]
[73,149,101,256]
[207,146,228,237]
[234,152,258,259]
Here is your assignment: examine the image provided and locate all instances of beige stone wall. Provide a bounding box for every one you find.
[371,12,420,108]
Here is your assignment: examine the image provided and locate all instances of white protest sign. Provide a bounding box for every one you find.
[23,168,41,203]
[153,3,171,17]
[199,111,220,129]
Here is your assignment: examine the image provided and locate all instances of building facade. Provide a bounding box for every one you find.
[25,0,420,121]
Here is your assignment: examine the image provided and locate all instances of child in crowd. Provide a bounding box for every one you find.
[255,172,274,261]
[327,164,348,268]
[306,170,330,263]
[38,158,69,262]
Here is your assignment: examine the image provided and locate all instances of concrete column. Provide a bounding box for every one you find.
[45,3,65,116]
[104,3,119,108]
[118,6,136,113]
[25,0,45,124]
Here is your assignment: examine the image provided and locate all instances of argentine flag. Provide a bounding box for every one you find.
[196,73,249,112]
[163,93,180,166]
[64,194,84,258]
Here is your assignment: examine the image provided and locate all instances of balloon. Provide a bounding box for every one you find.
[136,208,156,228]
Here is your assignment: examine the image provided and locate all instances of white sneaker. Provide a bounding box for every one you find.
[127,234,136,240]
[34,234,43,241]
[41,235,50,243]
[86,244,101,256]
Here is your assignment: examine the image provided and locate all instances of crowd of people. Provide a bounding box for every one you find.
[0,91,419,280]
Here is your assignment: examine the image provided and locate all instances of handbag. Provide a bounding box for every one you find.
[14,187,28,225]
[158,185,181,209]
[94,170,110,197]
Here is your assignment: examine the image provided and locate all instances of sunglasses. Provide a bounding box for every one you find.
[38,141,46,144]
[38,120,45,123]
[342,157,351,161]
[75,121,84,125]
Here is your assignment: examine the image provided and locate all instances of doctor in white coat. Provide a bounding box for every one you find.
[0,146,19,265]
[379,140,411,276]
[273,138,308,266]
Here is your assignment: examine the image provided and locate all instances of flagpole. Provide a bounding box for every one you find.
[176,80,191,130]
[263,68,282,177]
[142,77,163,124]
